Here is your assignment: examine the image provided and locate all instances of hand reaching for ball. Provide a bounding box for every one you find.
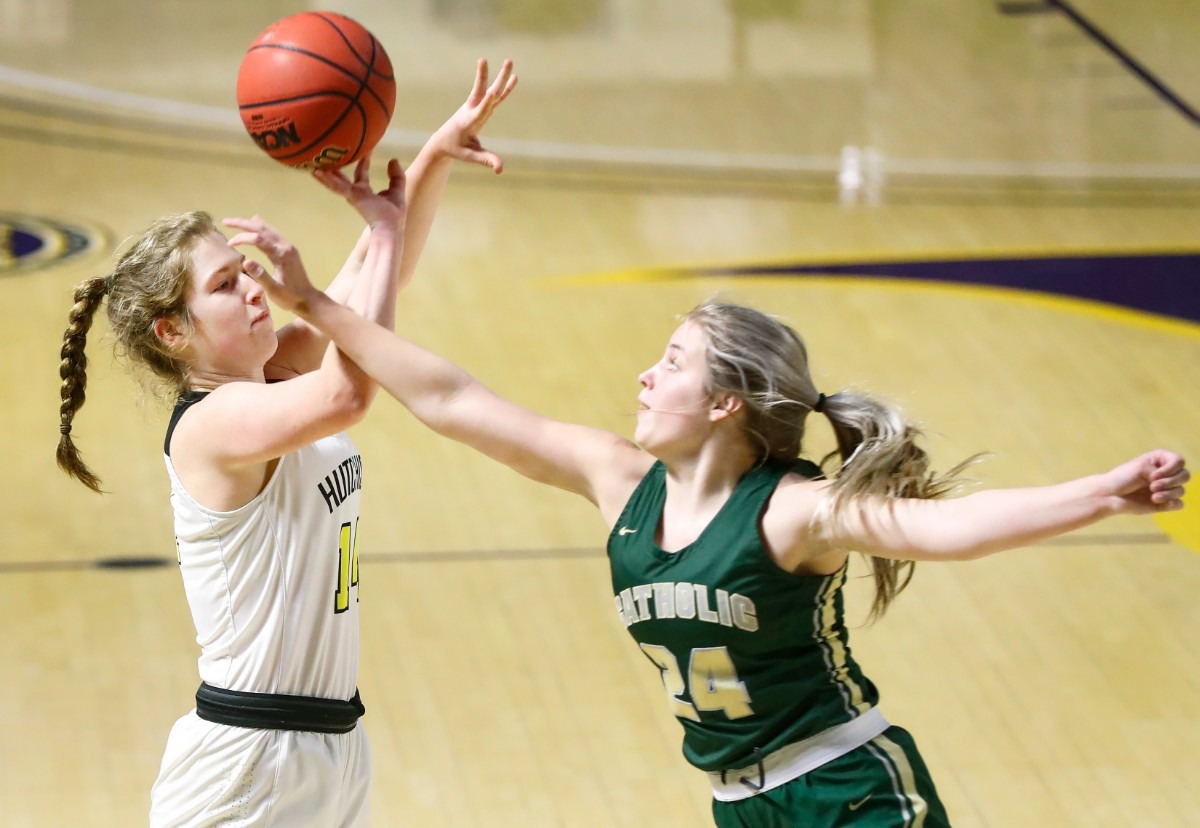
[313,154,408,230]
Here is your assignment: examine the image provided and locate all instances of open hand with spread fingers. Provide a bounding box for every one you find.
[430,58,518,173]
[312,154,408,229]
[223,216,320,315]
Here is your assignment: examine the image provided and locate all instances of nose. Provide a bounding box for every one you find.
[243,272,265,304]
[638,365,653,388]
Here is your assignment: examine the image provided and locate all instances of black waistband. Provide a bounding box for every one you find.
[195,682,365,734]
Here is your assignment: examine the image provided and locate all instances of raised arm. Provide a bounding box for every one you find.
[775,450,1189,565]
[269,59,517,375]
[247,262,651,520]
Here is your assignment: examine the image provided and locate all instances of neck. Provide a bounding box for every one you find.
[659,437,758,512]
[186,366,266,390]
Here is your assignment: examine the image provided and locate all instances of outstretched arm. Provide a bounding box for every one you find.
[782,451,1190,564]
[248,264,651,518]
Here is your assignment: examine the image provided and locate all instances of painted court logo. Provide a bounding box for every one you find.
[0,213,103,276]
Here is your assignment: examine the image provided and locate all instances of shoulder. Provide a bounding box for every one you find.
[171,382,263,436]
[759,472,841,574]
[168,381,278,471]
[766,471,829,516]
[591,436,656,526]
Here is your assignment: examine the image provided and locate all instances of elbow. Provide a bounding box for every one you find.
[327,379,374,429]
[341,390,372,427]
[948,545,992,562]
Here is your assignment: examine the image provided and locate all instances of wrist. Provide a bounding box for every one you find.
[367,218,404,234]
[416,137,455,165]
[1084,472,1124,517]
[294,287,332,321]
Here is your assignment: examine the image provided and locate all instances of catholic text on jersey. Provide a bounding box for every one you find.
[615,582,758,632]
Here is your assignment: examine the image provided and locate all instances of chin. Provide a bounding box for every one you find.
[261,332,280,361]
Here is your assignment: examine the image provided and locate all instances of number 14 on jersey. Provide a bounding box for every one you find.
[335,519,360,613]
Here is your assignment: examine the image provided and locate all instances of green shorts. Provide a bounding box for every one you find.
[710,726,950,827]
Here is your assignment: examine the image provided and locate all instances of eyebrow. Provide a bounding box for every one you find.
[202,255,246,286]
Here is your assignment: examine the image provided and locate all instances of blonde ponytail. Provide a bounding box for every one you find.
[817,390,980,622]
[686,301,979,623]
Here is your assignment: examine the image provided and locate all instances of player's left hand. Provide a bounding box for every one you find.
[432,58,518,173]
[1102,449,1189,514]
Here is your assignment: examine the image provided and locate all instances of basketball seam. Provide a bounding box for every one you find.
[239,13,393,168]
[275,100,369,163]
[238,51,378,163]
[311,13,371,73]
[240,45,393,116]
[311,11,395,124]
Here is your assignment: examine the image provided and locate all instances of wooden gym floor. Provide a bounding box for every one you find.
[1,1,1197,825]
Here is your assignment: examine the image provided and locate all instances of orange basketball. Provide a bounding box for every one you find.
[236,12,395,170]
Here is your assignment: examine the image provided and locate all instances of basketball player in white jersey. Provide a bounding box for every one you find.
[56,60,517,827]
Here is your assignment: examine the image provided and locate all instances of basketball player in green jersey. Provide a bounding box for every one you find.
[242,273,1189,826]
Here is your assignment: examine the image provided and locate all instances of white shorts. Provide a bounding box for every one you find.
[149,710,371,827]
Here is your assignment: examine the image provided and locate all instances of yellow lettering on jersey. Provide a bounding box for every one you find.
[689,647,753,719]
[639,643,701,721]
[640,644,754,721]
[335,518,360,613]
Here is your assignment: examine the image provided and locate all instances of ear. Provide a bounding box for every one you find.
[153,316,188,352]
[709,393,744,423]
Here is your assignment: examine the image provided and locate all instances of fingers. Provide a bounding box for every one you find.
[1150,450,1186,476]
[313,167,353,197]
[353,154,372,186]
[242,259,268,281]
[222,215,265,233]
[1151,488,1186,507]
[465,58,516,116]
[223,216,268,250]
[1148,452,1189,509]
[473,150,503,174]
[1150,470,1189,501]
[386,158,407,190]
[490,59,516,103]
[221,216,298,264]
[469,58,488,106]
[225,231,259,249]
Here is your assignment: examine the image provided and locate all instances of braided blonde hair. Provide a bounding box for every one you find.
[57,211,217,491]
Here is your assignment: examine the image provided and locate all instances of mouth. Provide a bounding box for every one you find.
[251,310,270,327]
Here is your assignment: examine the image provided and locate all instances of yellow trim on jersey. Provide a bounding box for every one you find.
[816,567,870,716]
[870,734,930,828]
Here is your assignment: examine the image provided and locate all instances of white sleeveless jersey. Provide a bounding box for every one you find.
[163,431,364,701]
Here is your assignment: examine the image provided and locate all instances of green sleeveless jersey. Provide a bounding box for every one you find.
[607,459,879,772]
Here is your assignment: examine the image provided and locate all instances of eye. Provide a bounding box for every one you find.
[666,357,679,371]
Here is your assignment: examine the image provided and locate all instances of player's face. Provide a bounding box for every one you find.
[182,232,278,377]
[635,321,714,453]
